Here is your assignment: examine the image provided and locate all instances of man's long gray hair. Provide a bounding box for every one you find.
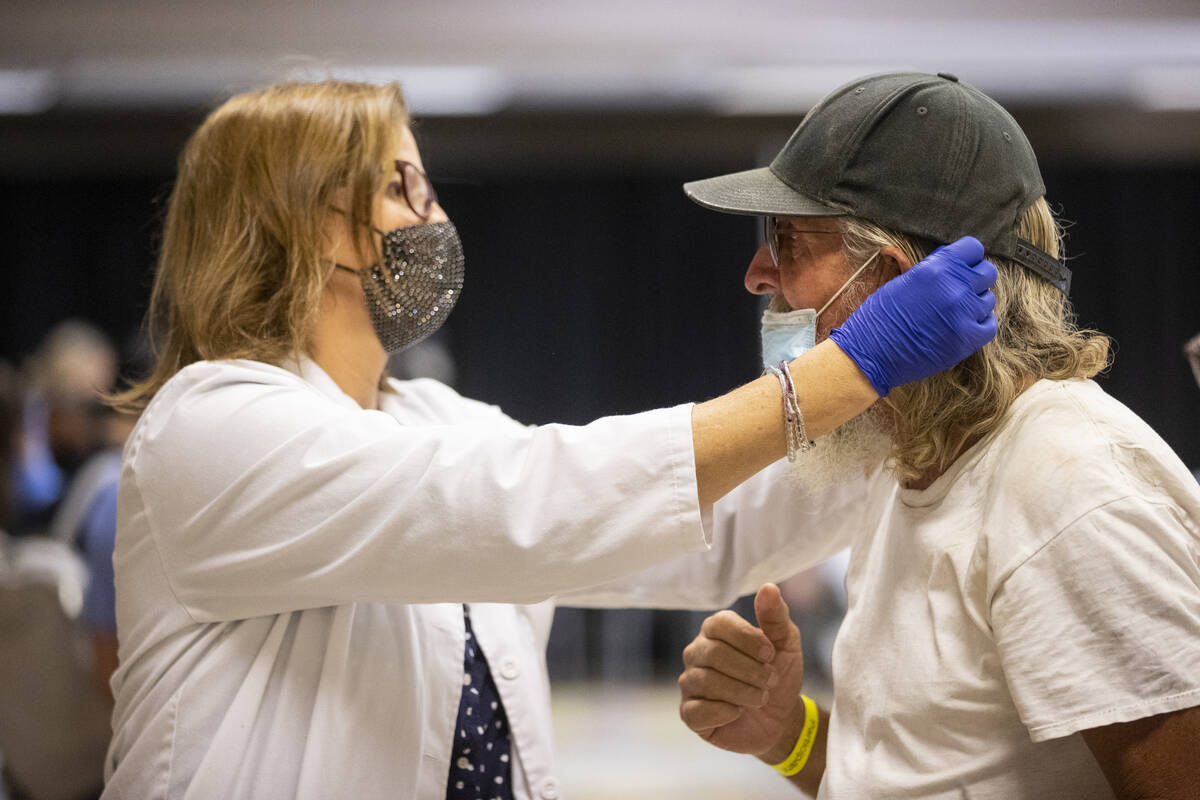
[837,198,1111,484]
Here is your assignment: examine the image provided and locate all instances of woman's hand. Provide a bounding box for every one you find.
[829,236,998,397]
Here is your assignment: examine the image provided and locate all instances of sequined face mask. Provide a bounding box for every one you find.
[336,220,465,354]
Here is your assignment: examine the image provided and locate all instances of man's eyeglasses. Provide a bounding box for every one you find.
[763,215,841,269]
[390,159,439,220]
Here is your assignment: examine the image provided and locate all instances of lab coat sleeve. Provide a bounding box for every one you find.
[554,459,873,610]
[126,362,710,621]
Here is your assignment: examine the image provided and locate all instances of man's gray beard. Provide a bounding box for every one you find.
[786,401,894,494]
[766,267,893,493]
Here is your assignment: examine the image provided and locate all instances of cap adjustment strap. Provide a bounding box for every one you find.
[1013,239,1072,295]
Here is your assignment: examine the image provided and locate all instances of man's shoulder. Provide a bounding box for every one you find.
[960,379,1200,593]
[978,377,1197,533]
[991,378,1180,470]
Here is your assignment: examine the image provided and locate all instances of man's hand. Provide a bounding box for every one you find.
[678,584,806,758]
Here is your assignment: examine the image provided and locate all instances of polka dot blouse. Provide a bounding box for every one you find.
[446,606,513,800]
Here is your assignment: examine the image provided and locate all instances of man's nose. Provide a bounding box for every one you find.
[744,244,780,295]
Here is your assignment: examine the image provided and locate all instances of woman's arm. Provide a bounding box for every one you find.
[693,236,997,506]
[692,339,873,506]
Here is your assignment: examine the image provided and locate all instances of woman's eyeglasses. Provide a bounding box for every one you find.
[391,159,439,220]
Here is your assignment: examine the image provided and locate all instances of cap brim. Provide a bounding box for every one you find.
[683,166,844,217]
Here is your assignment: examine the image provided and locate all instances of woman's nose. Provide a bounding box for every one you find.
[428,201,450,224]
[744,244,780,295]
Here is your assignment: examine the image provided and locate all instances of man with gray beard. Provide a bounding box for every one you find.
[675,72,1200,799]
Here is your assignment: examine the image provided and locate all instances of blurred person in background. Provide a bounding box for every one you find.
[0,360,112,800]
[17,322,138,706]
[77,337,149,705]
[77,478,120,704]
[99,79,999,800]
[37,322,131,552]
[11,321,117,538]
[676,72,1200,800]
[0,363,18,536]
[0,359,17,800]
[3,321,127,797]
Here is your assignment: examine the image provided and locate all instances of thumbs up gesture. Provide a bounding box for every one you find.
[678,583,807,757]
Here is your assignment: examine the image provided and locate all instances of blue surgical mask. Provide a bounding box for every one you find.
[761,307,818,371]
[760,250,880,371]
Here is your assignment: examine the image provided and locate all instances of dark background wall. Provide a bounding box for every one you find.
[1,111,1197,469]
[2,106,1197,682]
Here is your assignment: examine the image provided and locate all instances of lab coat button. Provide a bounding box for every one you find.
[540,777,559,799]
[499,658,520,680]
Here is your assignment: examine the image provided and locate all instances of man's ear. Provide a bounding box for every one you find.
[878,245,915,281]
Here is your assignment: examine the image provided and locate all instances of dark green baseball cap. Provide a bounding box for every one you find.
[684,71,1071,294]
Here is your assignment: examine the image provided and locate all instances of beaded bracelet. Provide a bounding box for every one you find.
[767,361,813,462]
[778,360,813,456]
[764,366,797,460]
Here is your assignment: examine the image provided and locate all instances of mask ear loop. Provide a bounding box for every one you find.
[329,205,386,236]
[328,205,386,274]
[816,249,881,318]
[818,249,894,411]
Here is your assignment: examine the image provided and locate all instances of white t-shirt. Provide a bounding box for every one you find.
[821,379,1200,799]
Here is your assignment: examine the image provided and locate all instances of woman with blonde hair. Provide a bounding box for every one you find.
[102,79,996,799]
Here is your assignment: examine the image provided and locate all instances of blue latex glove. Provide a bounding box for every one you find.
[828,236,998,397]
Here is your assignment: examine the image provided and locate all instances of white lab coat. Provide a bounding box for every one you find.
[103,358,866,800]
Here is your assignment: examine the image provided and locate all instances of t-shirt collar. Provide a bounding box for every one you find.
[898,379,1059,507]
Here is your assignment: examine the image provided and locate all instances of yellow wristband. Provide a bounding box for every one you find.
[771,694,819,777]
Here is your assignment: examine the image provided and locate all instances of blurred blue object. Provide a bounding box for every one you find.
[13,394,62,520]
[80,478,119,634]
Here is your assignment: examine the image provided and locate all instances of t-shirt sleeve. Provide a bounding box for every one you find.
[990,494,1200,742]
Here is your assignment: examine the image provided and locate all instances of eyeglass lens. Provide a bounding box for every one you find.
[762,215,841,269]
[763,216,780,267]
[396,159,437,220]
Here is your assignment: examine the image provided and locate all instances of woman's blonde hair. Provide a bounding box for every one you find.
[113,80,409,410]
[839,198,1111,483]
